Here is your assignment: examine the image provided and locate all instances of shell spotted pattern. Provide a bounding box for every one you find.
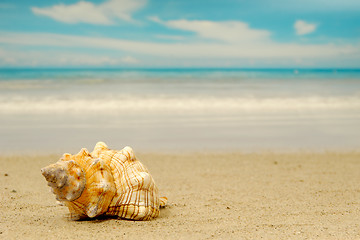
[41,142,167,220]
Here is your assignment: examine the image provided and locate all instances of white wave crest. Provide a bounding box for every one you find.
[1,96,360,114]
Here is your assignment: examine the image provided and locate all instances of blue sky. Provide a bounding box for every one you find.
[0,0,359,68]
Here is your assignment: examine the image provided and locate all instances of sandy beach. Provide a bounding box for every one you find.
[1,0,360,238]
[1,151,359,239]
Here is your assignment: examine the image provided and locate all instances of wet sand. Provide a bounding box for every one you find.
[1,151,360,239]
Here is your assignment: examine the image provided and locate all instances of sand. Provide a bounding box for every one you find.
[1,151,360,239]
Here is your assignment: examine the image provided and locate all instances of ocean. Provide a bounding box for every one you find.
[1,68,359,153]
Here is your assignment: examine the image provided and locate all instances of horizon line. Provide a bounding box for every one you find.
[1,67,360,71]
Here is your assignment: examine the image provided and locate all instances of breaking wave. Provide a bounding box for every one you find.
[1,96,360,114]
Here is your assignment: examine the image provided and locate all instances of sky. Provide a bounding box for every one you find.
[0,0,359,68]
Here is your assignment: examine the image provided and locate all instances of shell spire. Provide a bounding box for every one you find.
[41,160,85,202]
[41,142,167,221]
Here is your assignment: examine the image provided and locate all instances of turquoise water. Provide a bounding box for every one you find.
[0,68,360,153]
[1,68,360,79]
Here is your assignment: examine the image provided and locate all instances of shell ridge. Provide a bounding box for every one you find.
[67,201,86,217]
[133,190,141,219]
[118,169,142,205]
[124,190,133,206]
[120,204,127,219]
[121,146,134,161]
[86,186,109,218]
[129,166,141,189]
[109,153,136,203]
[64,157,116,218]
[103,151,117,165]
[143,190,149,220]
[110,162,129,196]
[159,197,168,207]
[87,158,116,217]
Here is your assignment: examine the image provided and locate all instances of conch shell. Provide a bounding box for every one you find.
[41,142,167,220]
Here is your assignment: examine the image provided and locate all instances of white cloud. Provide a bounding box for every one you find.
[31,0,146,25]
[294,20,317,35]
[150,17,270,43]
[155,35,185,41]
[0,32,357,61]
[0,13,359,67]
[0,47,139,66]
[32,1,112,25]
[121,56,139,64]
[273,0,360,12]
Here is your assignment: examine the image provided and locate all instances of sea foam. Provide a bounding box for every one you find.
[1,96,359,114]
